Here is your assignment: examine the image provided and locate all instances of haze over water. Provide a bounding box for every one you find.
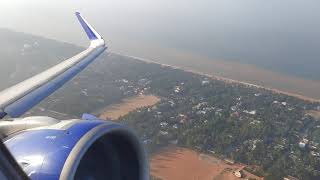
[1,0,320,98]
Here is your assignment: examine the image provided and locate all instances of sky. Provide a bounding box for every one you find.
[1,0,318,46]
[0,0,209,46]
[1,0,320,80]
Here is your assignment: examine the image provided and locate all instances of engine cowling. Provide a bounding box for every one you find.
[3,117,149,180]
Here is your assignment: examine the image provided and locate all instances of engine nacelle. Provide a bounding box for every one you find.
[2,117,149,180]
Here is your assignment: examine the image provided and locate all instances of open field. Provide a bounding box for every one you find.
[150,146,263,180]
[306,110,320,120]
[99,95,160,120]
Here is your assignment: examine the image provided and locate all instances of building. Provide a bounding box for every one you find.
[201,80,210,86]
[234,170,243,178]
[283,175,299,180]
[243,110,256,115]
[299,138,309,149]
[298,142,306,149]
[224,158,235,164]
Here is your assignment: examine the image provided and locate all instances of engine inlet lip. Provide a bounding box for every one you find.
[59,122,149,180]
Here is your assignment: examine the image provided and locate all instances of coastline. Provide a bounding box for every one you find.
[112,52,320,103]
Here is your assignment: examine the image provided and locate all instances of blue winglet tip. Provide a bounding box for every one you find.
[75,12,98,41]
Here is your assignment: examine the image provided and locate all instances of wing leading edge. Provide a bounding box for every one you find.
[0,12,107,119]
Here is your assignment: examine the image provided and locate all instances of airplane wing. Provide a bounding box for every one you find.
[0,12,107,119]
[0,13,148,180]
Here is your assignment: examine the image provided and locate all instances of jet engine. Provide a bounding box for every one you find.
[1,116,149,180]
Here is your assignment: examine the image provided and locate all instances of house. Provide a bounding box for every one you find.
[196,110,206,115]
[179,119,186,124]
[283,175,299,180]
[243,110,256,115]
[250,120,261,125]
[193,102,208,110]
[299,138,309,149]
[159,131,168,136]
[231,106,237,111]
[81,90,88,96]
[224,158,235,164]
[174,86,181,93]
[168,100,175,107]
[160,122,168,127]
[234,170,243,178]
[201,80,210,86]
[310,145,318,150]
[121,79,129,83]
[143,139,152,144]
[310,151,320,157]
[299,142,306,149]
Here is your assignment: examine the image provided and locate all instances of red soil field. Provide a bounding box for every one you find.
[150,146,263,180]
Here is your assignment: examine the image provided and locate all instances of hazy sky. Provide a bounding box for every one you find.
[1,0,318,46]
[1,0,320,79]
[0,0,213,46]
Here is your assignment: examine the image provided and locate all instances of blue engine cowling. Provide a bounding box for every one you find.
[2,116,149,180]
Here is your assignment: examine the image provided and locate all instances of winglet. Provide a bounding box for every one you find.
[75,12,102,40]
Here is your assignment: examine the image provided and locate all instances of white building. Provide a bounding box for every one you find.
[243,110,256,115]
[234,170,243,178]
[299,142,306,149]
[201,80,210,86]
